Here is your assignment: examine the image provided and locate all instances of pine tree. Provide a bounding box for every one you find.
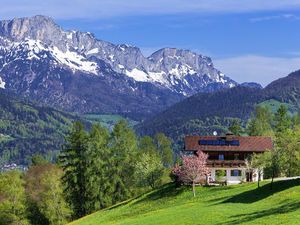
[59,121,89,218]
[274,105,291,133]
[109,120,138,204]
[87,124,111,209]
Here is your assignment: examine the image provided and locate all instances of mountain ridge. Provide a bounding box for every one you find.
[0,15,237,119]
[137,70,300,141]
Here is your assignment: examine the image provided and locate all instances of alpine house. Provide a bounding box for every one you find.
[184,133,273,184]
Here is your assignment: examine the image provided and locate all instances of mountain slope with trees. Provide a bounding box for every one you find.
[0,89,83,165]
[137,70,300,143]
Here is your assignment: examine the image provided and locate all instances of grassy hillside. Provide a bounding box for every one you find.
[258,99,298,115]
[70,179,300,225]
[84,114,139,130]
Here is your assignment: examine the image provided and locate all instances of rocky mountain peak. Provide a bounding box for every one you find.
[0,15,61,42]
[0,15,239,119]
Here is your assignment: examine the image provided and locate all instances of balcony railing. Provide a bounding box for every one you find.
[207,160,246,167]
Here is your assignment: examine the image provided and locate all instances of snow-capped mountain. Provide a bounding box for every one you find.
[0,15,237,119]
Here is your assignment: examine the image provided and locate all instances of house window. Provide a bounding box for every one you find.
[184,151,195,156]
[218,154,224,160]
[234,153,239,160]
[231,170,242,177]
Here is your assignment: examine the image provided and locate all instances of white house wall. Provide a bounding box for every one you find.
[210,167,262,185]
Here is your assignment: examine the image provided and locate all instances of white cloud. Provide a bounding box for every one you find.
[214,55,300,86]
[1,0,300,19]
[250,13,300,22]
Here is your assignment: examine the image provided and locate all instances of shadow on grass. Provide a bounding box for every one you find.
[133,183,186,205]
[223,179,300,204]
[219,201,300,225]
[106,183,186,210]
[107,198,137,211]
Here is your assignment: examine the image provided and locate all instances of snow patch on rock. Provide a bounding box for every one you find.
[51,46,98,74]
[14,39,99,75]
[86,48,99,55]
[125,68,149,82]
[0,76,5,89]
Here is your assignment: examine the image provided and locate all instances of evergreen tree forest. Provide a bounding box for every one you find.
[0,120,174,224]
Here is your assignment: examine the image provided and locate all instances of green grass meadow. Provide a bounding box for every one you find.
[83,114,139,130]
[70,179,300,225]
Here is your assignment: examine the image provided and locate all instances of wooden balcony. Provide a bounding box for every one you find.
[207,160,246,167]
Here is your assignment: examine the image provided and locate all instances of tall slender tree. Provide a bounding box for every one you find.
[154,133,173,167]
[59,121,89,218]
[109,120,138,204]
[87,124,111,209]
[274,105,291,133]
[249,153,270,188]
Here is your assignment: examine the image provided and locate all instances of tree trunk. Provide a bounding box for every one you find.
[192,182,196,197]
[257,172,261,188]
[270,168,275,190]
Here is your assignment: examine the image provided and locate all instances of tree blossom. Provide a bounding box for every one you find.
[172,151,210,197]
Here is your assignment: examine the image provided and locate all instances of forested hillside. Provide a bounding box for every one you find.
[137,70,300,143]
[0,89,83,165]
[137,86,264,142]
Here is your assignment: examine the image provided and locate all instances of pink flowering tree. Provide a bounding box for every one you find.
[172,151,210,197]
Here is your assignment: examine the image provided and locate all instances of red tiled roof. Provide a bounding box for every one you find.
[184,135,273,152]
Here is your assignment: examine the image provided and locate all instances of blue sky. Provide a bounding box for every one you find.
[1,0,300,86]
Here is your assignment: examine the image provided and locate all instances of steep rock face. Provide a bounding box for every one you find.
[0,15,237,119]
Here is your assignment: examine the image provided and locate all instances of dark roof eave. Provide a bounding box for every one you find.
[184,149,272,152]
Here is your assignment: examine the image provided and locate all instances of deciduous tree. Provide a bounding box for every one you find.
[0,170,28,225]
[135,152,164,189]
[154,133,173,167]
[228,119,243,136]
[25,164,71,225]
[172,151,210,197]
[247,152,271,188]
[247,106,273,136]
